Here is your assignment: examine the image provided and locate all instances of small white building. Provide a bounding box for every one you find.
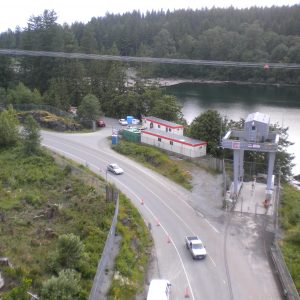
[142,116,184,136]
[141,129,207,158]
[244,112,270,143]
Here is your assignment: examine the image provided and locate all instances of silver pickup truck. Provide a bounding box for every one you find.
[185,236,207,259]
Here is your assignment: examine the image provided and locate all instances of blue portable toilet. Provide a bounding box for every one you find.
[127,116,133,124]
[112,134,118,145]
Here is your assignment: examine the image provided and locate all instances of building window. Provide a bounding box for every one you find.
[158,125,160,128]
[158,138,161,142]
[169,128,171,132]
[252,125,256,130]
[170,141,173,145]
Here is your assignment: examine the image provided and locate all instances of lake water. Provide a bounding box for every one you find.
[166,83,300,175]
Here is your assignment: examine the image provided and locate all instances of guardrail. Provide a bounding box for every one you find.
[270,242,299,299]
[271,176,300,300]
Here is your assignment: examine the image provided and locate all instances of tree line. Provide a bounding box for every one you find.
[0,7,300,113]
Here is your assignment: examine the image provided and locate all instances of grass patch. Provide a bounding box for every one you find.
[279,183,300,293]
[0,146,114,298]
[112,140,192,189]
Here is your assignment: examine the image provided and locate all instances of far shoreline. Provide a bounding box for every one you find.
[142,77,300,88]
[125,68,300,88]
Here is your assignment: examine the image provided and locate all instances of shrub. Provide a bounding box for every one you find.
[40,269,81,300]
[57,234,84,269]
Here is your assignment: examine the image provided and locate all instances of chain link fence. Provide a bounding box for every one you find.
[88,194,119,300]
[1,103,74,118]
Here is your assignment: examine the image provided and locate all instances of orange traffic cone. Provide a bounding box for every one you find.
[184,287,190,298]
[140,198,144,205]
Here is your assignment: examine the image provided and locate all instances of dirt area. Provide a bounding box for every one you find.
[188,164,225,219]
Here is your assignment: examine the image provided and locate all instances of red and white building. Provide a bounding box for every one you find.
[141,116,207,158]
[142,116,184,135]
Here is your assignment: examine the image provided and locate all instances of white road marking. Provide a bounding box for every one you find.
[208,255,217,267]
[205,219,220,233]
[196,211,204,218]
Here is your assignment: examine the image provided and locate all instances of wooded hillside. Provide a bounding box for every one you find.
[0,7,300,114]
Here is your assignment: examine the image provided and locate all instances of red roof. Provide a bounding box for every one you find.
[142,130,207,147]
[143,116,184,129]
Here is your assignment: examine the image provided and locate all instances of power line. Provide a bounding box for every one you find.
[0,48,300,69]
[0,48,296,70]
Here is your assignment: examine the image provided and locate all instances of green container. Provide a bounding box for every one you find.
[123,128,141,143]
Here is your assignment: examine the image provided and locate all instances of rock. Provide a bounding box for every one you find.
[0,257,12,268]
[64,184,73,193]
[0,257,9,266]
[45,228,56,239]
[30,239,41,247]
[45,204,59,219]
[33,214,45,220]
[18,110,83,132]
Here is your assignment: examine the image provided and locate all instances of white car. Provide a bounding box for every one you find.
[132,118,140,125]
[147,279,171,300]
[107,163,124,175]
[185,236,207,259]
[119,119,128,126]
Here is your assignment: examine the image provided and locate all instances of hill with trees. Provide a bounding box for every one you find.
[0,7,300,95]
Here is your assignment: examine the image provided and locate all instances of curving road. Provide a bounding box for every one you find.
[41,122,282,300]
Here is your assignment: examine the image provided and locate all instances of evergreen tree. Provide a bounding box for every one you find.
[21,115,41,155]
[188,110,224,157]
[57,233,84,269]
[0,106,20,148]
[77,94,102,121]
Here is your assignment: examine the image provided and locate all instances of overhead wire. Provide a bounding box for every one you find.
[1,48,300,69]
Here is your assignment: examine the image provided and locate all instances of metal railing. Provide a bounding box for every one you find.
[270,175,300,299]
[270,242,299,299]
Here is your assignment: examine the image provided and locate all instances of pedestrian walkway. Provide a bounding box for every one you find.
[234,181,276,216]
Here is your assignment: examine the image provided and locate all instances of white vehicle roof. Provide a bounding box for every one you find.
[147,279,171,300]
[191,239,203,244]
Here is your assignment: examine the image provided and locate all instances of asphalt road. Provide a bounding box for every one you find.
[41,122,282,300]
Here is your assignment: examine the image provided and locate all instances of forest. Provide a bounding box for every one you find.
[0,6,300,113]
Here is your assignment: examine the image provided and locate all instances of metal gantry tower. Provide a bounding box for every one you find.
[222,112,279,200]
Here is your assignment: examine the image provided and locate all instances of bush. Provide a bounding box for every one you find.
[280,183,300,293]
[57,234,84,269]
[40,269,81,300]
